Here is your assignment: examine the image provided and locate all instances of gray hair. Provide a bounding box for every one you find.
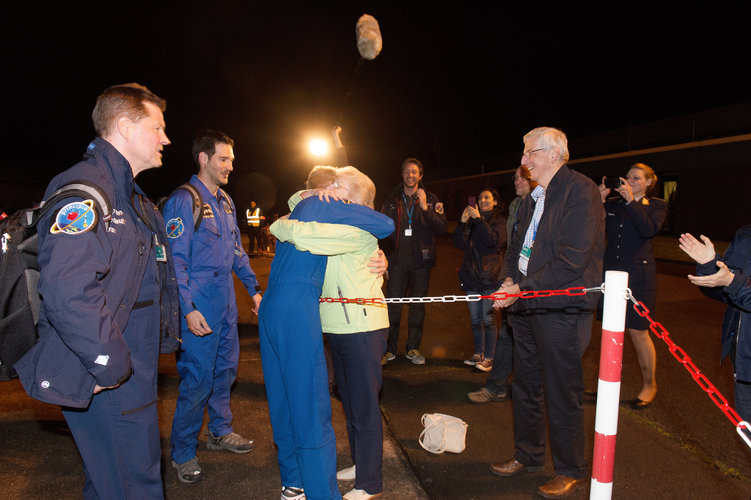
[336,166,376,209]
[523,127,569,164]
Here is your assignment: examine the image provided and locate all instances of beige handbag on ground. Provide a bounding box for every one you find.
[419,413,468,454]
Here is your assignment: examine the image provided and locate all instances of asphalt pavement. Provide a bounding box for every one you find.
[2,235,750,499]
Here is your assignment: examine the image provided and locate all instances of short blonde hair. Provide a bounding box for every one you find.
[336,166,376,209]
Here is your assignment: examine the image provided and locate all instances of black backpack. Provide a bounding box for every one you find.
[0,182,111,380]
[158,183,232,232]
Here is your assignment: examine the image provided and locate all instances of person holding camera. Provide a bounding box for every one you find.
[453,189,507,371]
[599,163,667,409]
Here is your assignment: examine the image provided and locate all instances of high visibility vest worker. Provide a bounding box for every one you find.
[246,207,261,227]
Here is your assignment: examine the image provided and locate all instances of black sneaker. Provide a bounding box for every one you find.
[172,457,203,483]
[467,387,508,403]
[205,430,255,453]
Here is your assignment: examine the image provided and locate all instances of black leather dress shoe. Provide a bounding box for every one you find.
[537,475,587,498]
[490,458,542,477]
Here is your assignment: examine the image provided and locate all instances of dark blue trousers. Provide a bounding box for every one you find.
[734,380,751,423]
[326,329,387,495]
[63,396,162,499]
[62,292,163,499]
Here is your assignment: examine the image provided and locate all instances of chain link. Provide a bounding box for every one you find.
[321,286,600,305]
[625,290,751,446]
[321,285,750,446]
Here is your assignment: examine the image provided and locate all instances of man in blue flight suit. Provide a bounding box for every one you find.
[14,83,180,499]
[163,129,262,483]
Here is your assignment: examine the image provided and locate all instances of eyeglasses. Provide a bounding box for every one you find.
[511,174,530,181]
[521,147,549,160]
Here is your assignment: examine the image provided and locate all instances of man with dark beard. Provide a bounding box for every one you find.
[163,129,262,483]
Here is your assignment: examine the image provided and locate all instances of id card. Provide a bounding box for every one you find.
[518,245,531,276]
[155,234,167,262]
[404,226,413,236]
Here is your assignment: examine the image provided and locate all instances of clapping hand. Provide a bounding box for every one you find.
[678,233,716,265]
[460,205,481,223]
[687,261,734,288]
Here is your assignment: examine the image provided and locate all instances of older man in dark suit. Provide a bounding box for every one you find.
[491,127,605,498]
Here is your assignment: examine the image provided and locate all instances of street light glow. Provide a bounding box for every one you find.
[308,138,329,157]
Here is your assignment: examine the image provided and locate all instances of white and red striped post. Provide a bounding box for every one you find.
[590,271,629,499]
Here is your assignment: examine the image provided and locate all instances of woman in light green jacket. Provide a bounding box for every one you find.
[271,166,394,500]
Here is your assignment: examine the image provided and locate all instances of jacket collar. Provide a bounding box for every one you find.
[544,164,571,193]
[86,137,135,195]
[190,174,224,203]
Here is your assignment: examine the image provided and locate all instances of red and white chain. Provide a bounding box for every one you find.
[322,283,751,448]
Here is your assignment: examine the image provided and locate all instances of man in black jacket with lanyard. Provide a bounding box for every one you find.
[381,158,447,365]
[491,127,604,498]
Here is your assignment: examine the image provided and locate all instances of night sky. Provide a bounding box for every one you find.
[2,2,750,212]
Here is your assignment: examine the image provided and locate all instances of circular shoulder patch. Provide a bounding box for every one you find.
[434,202,444,215]
[166,217,185,239]
[50,200,97,235]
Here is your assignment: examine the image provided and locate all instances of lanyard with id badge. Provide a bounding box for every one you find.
[154,234,167,262]
[519,186,545,276]
[518,239,534,276]
[402,192,415,236]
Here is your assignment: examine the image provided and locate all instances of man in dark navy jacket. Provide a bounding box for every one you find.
[680,226,751,422]
[491,127,604,499]
[15,83,179,499]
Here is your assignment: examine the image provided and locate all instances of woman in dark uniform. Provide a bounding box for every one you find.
[599,163,667,409]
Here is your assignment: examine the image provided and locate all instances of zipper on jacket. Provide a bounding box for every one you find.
[338,287,350,324]
[736,314,742,382]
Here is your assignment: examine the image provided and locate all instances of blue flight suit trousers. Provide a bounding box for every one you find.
[170,301,239,463]
[259,283,340,500]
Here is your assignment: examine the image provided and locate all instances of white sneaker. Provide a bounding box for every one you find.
[343,488,382,500]
[281,486,305,499]
[463,353,483,366]
[337,464,356,480]
[406,349,426,365]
